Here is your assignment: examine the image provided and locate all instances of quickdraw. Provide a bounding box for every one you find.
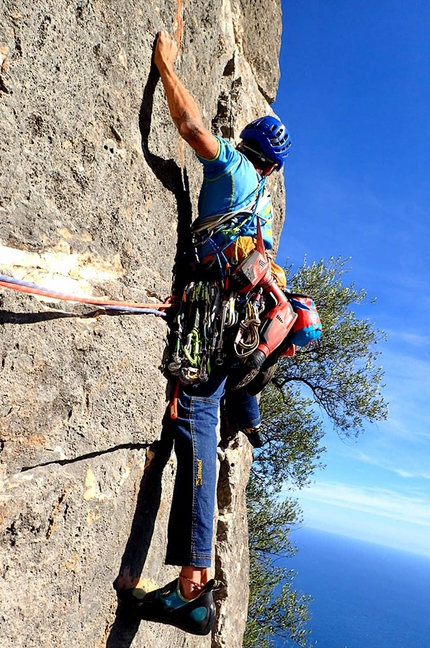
[164,279,265,385]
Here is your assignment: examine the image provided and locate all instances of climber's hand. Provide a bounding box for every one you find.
[154,31,178,71]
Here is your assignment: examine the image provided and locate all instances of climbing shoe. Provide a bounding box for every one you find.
[122,578,219,636]
[243,426,263,448]
[244,354,278,396]
[228,349,267,390]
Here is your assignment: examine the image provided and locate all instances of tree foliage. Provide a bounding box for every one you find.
[244,477,314,648]
[245,256,388,647]
[277,256,388,438]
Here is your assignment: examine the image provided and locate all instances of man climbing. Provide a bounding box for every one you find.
[121,30,291,635]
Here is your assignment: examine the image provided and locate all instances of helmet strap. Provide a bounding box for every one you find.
[237,141,276,171]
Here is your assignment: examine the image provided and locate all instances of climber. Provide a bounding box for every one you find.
[119,30,291,635]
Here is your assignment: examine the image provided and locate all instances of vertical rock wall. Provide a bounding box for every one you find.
[0,1,284,646]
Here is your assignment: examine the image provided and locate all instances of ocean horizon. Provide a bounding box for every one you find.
[272,527,430,648]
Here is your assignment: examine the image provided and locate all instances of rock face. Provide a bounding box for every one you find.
[0,1,284,647]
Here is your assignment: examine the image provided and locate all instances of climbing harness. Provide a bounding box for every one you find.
[191,178,270,276]
[164,214,302,391]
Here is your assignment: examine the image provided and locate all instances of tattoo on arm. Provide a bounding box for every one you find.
[172,111,205,142]
[172,110,192,129]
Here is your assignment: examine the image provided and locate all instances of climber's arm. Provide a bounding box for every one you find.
[154,31,219,160]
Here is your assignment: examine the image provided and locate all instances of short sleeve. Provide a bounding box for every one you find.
[196,137,241,179]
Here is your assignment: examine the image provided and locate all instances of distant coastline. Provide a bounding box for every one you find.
[292,525,430,560]
[273,527,430,648]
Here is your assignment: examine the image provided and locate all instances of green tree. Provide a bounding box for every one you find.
[244,256,388,647]
[276,256,388,438]
[244,476,315,648]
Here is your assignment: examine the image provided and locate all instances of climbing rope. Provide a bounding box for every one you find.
[233,298,262,358]
[0,274,177,317]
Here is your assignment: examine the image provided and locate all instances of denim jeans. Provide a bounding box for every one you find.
[164,368,260,568]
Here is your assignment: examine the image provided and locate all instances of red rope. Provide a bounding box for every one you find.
[0,276,178,312]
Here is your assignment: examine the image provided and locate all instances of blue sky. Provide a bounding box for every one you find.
[274,0,430,557]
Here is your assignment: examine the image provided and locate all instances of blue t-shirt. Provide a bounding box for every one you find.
[194,137,274,253]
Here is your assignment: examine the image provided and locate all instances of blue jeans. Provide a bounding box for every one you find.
[164,368,260,568]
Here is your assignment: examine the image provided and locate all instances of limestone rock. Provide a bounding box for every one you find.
[0,1,284,646]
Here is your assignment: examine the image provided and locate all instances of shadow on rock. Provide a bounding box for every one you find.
[0,308,132,325]
[106,419,173,647]
[0,309,87,324]
[139,40,195,296]
[106,42,198,647]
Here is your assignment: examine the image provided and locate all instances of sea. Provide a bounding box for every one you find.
[272,527,430,648]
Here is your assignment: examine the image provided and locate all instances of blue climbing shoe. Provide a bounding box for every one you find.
[123,578,219,636]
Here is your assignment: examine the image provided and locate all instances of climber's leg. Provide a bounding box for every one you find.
[165,368,228,568]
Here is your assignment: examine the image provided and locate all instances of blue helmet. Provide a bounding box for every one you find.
[240,115,291,169]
